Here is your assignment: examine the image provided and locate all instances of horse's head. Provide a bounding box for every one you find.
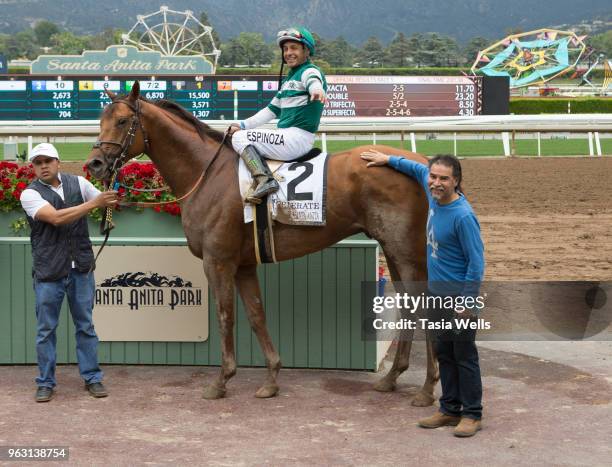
[85,81,149,184]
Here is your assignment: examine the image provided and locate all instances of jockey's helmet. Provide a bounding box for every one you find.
[277,27,316,56]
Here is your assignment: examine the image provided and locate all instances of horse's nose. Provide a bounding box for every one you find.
[86,158,104,177]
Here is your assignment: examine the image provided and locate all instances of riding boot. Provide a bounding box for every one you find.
[240,145,279,204]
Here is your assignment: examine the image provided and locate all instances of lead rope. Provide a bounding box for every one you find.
[89,158,121,272]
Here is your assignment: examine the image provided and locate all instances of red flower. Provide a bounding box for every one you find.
[134,180,144,189]
[16,181,27,190]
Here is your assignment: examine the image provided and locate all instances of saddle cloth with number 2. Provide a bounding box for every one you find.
[238,152,329,226]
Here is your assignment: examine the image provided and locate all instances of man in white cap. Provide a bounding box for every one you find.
[20,143,118,402]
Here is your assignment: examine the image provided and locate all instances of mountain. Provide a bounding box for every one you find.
[0,0,610,44]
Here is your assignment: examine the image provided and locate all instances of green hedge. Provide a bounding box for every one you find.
[510,98,612,114]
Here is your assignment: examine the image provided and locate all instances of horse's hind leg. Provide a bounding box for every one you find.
[373,258,414,393]
[202,259,238,400]
[375,248,438,406]
[235,264,281,398]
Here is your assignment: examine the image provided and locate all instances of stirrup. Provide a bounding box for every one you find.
[247,179,279,204]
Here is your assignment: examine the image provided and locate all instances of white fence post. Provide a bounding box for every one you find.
[588,132,594,156]
[594,132,602,156]
[537,132,541,157]
[410,132,416,153]
[321,132,327,154]
[501,132,511,157]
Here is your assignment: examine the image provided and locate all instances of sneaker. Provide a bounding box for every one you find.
[417,411,461,428]
[454,417,482,437]
[35,386,54,403]
[85,382,108,398]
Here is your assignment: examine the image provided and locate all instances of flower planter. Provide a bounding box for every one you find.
[0,208,184,238]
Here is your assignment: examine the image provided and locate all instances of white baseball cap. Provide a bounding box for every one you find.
[29,143,60,162]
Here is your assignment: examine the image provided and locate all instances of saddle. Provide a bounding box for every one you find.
[239,147,328,264]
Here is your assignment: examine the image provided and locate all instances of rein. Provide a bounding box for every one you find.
[118,132,228,208]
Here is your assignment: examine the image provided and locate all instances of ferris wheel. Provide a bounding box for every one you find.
[471,29,587,88]
[122,5,220,69]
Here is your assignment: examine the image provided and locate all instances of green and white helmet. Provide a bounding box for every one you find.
[277,27,316,56]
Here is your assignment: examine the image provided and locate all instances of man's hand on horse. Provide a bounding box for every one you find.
[93,191,119,209]
[227,123,241,136]
[310,89,326,104]
[360,149,391,167]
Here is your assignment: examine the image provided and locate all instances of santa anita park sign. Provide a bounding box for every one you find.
[30,45,214,75]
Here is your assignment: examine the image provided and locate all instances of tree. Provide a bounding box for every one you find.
[439,35,460,66]
[406,33,426,67]
[218,39,243,66]
[34,20,60,47]
[589,30,612,58]
[218,33,273,66]
[357,36,385,67]
[319,36,356,67]
[50,31,89,55]
[386,32,411,67]
[88,28,124,50]
[235,32,273,66]
[4,31,38,60]
[464,36,491,66]
[198,11,221,54]
[418,33,459,67]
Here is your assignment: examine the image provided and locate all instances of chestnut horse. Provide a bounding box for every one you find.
[86,82,439,404]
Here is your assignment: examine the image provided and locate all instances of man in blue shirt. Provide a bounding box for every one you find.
[361,149,485,437]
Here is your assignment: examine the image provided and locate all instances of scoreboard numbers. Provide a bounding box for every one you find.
[0,75,483,121]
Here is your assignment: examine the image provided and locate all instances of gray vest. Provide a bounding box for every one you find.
[25,174,94,281]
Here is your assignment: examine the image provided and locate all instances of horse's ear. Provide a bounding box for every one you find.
[129,81,140,101]
[105,88,117,101]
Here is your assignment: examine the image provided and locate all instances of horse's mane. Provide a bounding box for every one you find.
[150,98,226,144]
[107,94,226,144]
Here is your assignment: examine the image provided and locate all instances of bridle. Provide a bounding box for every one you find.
[92,98,150,180]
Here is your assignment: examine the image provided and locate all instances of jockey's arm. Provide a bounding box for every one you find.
[240,107,277,130]
[303,68,326,104]
[308,80,326,104]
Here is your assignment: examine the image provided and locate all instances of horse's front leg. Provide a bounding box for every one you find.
[202,259,238,400]
[235,264,281,398]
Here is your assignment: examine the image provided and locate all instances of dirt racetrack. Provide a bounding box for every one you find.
[457,157,612,281]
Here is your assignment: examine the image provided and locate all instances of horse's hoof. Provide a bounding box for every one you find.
[202,384,226,400]
[255,384,279,398]
[373,376,397,392]
[411,391,435,407]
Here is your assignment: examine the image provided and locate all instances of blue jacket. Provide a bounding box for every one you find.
[388,156,485,295]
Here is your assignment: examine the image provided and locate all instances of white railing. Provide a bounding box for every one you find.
[2,114,611,156]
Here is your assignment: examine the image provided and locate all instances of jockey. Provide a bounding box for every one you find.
[229,27,327,204]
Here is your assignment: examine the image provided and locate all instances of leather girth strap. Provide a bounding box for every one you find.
[252,194,277,264]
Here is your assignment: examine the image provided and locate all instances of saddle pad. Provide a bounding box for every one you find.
[239,152,329,226]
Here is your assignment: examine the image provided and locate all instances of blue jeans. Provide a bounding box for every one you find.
[34,269,103,388]
[428,293,483,420]
[435,328,483,420]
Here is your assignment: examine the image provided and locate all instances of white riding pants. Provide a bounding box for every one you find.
[231,127,315,161]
